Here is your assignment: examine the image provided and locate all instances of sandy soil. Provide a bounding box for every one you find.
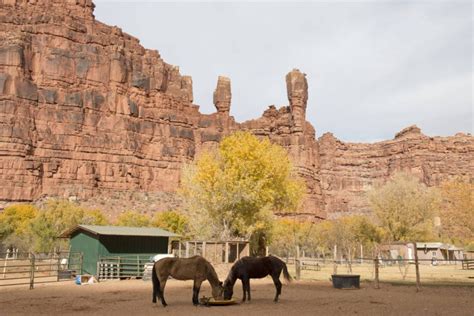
[0,278,473,316]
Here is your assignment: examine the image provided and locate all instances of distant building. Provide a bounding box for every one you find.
[381,242,464,264]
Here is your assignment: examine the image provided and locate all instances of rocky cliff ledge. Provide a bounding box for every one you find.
[1,0,472,219]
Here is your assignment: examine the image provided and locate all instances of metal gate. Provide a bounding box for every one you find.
[97,255,149,280]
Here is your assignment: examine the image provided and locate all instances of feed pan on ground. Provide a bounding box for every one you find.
[199,297,238,306]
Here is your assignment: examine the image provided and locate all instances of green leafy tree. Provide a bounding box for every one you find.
[116,210,150,227]
[0,204,38,251]
[28,200,109,252]
[151,210,189,236]
[180,131,305,252]
[270,219,314,259]
[368,172,439,242]
[30,200,86,252]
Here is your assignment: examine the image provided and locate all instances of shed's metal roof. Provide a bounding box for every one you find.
[59,225,179,238]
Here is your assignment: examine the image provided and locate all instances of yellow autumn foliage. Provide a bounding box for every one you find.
[180,131,305,244]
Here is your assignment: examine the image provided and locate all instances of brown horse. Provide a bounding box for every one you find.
[152,256,224,306]
[223,255,292,302]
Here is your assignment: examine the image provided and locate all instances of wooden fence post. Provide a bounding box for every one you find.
[2,250,9,279]
[413,242,421,292]
[80,253,83,275]
[185,241,189,258]
[225,242,229,264]
[333,245,338,275]
[57,256,61,281]
[295,245,301,280]
[29,253,35,290]
[374,257,380,289]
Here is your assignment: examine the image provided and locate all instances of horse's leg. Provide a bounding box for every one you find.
[241,277,251,302]
[271,273,282,302]
[159,277,168,307]
[192,279,203,306]
[246,278,251,301]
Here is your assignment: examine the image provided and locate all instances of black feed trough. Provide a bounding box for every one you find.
[331,274,360,289]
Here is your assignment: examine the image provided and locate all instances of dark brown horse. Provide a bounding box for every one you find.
[152,256,224,306]
[223,255,292,302]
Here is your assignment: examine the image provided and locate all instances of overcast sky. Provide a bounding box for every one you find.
[94,1,472,142]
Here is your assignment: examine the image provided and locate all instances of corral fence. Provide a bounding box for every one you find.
[462,259,474,270]
[282,256,474,288]
[0,251,83,289]
[170,240,250,264]
[97,255,150,280]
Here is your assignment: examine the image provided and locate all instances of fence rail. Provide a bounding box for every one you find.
[462,259,474,270]
[280,255,474,288]
[0,252,82,289]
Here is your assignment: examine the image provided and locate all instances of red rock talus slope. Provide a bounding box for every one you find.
[0,1,472,219]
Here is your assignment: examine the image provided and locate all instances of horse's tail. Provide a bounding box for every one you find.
[282,261,292,283]
[152,263,161,303]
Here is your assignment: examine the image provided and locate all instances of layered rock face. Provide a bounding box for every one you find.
[319,127,473,217]
[1,1,472,219]
[0,0,220,204]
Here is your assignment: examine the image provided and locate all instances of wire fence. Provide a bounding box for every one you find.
[282,256,474,287]
[0,252,82,289]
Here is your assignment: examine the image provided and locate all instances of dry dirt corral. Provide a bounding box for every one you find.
[0,279,473,316]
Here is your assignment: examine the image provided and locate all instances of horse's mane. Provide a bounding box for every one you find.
[204,259,221,285]
[224,258,242,285]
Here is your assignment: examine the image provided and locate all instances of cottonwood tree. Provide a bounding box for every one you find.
[0,204,38,252]
[438,179,474,247]
[30,200,108,252]
[151,210,189,236]
[180,131,305,253]
[115,210,150,227]
[368,172,439,242]
[313,216,381,272]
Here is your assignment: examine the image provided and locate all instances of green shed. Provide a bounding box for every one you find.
[60,225,179,276]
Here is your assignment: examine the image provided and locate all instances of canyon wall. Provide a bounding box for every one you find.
[0,1,472,219]
[319,126,473,218]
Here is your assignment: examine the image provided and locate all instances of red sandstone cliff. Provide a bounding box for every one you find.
[319,127,473,218]
[0,1,472,219]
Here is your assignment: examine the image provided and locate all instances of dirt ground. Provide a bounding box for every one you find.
[0,278,473,316]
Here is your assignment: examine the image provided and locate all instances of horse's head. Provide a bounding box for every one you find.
[212,281,224,300]
[223,279,234,300]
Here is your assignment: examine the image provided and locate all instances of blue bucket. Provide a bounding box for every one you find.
[75,275,82,285]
